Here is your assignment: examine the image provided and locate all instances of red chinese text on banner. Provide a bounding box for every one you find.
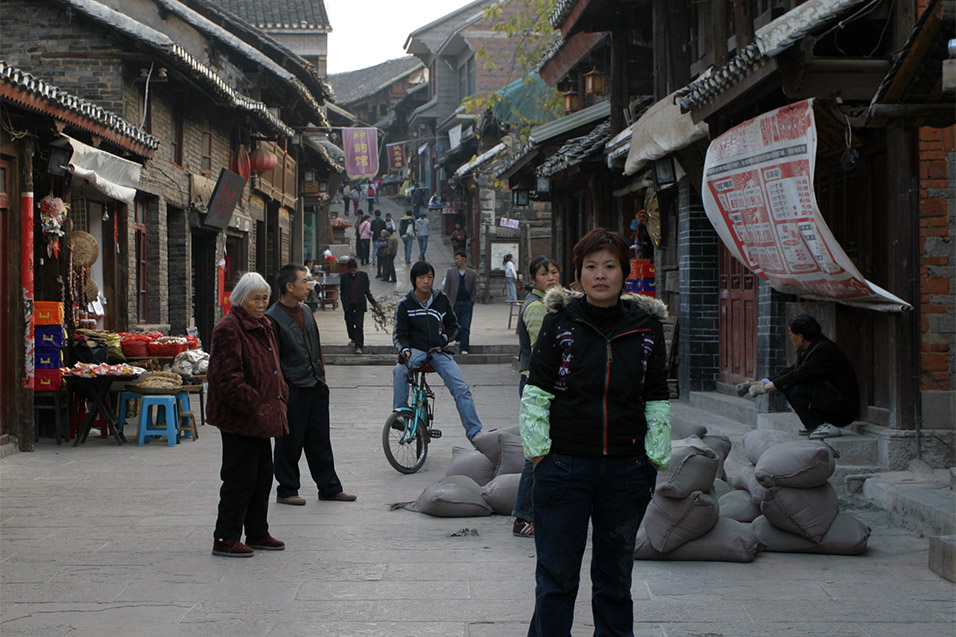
[343,128,379,178]
[386,143,406,171]
[701,99,909,312]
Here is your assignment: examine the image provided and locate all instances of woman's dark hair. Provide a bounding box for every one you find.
[572,228,630,281]
[529,255,558,279]
[502,253,513,265]
[409,260,435,287]
[277,263,307,295]
[346,258,358,269]
[789,314,822,339]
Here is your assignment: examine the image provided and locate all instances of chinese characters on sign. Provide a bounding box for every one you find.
[701,99,909,311]
[343,128,380,178]
[386,142,406,171]
[499,217,520,229]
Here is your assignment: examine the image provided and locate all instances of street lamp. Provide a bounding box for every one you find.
[512,187,530,207]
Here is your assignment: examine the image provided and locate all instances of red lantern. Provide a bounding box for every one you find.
[230,144,251,181]
[250,148,278,173]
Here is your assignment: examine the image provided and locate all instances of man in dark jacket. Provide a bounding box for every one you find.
[339,259,377,354]
[442,251,480,354]
[266,264,355,506]
[392,261,483,441]
[745,314,859,439]
[370,210,387,273]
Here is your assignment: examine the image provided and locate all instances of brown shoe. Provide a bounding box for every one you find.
[318,491,357,502]
[276,495,306,506]
[246,534,285,551]
[212,538,254,558]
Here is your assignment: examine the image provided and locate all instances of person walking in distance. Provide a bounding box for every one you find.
[381,228,399,283]
[267,265,356,506]
[503,253,518,301]
[370,210,386,273]
[358,215,372,265]
[351,186,360,215]
[442,251,480,355]
[208,272,289,557]
[342,183,351,217]
[399,210,415,264]
[414,212,431,261]
[339,259,378,354]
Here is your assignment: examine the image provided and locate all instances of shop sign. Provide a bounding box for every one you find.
[204,168,246,230]
[343,127,379,178]
[386,143,406,171]
[702,99,909,312]
[499,217,520,229]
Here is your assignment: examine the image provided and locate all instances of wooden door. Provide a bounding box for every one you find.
[718,242,758,384]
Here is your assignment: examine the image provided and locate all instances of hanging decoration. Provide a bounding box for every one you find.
[38,194,69,258]
[250,147,278,173]
[231,144,252,181]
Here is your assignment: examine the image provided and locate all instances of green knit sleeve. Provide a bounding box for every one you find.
[519,384,555,459]
[644,400,671,470]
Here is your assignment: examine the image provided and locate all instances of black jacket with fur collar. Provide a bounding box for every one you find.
[527,288,669,457]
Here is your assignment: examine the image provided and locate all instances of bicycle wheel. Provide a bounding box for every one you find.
[382,411,428,474]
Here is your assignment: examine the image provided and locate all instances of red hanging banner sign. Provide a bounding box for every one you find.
[386,142,406,171]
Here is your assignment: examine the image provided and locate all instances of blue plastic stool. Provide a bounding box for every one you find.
[137,395,179,447]
[117,391,142,435]
[174,391,194,440]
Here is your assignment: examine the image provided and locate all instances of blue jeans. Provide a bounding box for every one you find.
[505,277,517,301]
[417,235,429,260]
[373,240,385,265]
[403,237,414,263]
[528,453,656,637]
[513,377,533,521]
[453,300,473,352]
[392,349,482,440]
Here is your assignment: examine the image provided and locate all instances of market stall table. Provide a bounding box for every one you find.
[67,374,139,446]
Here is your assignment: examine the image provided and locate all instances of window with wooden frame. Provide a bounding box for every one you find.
[201,127,213,175]
[133,199,148,323]
[171,100,184,166]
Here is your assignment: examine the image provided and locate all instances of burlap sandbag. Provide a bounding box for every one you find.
[471,431,502,465]
[481,473,521,515]
[445,446,496,486]
[495,431,526,476]
[643,489,719,553]
[635,517,765,562]
[670,419,707,440]
[730,464,767,506]
[752,512,870,555]
[713,478,733,499]
[700,433,732,482]
[718,489,762,523]
[760,483,839,543]
[407,475,493,517]
[655,437,719,499]
[742,429,798,465]
[755,441,835,489]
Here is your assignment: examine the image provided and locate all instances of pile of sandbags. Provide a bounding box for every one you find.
[635,437,765,562]
[729,431,870,555]
[404,426,525,518]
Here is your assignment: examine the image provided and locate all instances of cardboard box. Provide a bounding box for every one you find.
[34,302,65,325]
[36,324,67,348]
[34,369,63,391]
[35,347,64,369]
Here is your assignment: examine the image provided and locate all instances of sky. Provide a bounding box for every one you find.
[324,0,479,74]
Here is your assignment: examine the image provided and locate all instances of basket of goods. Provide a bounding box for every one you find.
[60,362,146,379]
[75,328,125,362]
[119,332,162,358]
[125,371,184,395]
[147,336,189,357]
[171,349,209,376]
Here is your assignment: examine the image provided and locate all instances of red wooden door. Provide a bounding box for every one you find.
[0,159,10,441]
[718,242,758,384]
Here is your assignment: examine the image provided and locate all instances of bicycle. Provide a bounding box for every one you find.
[382,349,445,473]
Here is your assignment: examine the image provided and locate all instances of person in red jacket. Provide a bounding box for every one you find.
[207,272,289,558]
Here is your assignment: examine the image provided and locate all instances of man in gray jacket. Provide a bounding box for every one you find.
[267,264,356,505]
[442,251,480,354]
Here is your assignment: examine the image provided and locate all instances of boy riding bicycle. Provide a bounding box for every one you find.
[392,261,483,442]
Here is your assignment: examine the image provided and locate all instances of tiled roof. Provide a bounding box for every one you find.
[549,0,576,30]
[327,57,424,106]
[675,0,866,112]
[537,119,610,177]
[217,0,331,30]
[0,61,160,154]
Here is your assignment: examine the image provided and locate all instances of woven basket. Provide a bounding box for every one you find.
[69,231,99,268]
[84,276,99,300]
[125,384,181,396]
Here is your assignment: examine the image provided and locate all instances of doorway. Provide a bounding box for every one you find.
[718,242,758,384]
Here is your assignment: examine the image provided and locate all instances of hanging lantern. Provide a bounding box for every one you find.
[230,144,251,181]
[562,90,579,114]
[584,68,605,95]
[249,147,278,173]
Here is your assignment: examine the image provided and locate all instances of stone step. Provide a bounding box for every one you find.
[856,468,956,539]
[688,390,758,427]
[324,344,518,366]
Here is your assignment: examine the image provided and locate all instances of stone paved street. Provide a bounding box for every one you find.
[2,359,954,636]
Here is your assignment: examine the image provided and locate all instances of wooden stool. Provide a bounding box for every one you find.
[507,300,524,331]
[178,411,198,440]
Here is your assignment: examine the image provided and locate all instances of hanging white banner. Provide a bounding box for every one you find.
[701,99,910,312]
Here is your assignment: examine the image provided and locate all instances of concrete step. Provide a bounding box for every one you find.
[688,390,758,427]
[324,344,518,366]
[854,467,956,539]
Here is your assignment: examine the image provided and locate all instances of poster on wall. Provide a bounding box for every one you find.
[343,128,380,178]
[701,98,910,312]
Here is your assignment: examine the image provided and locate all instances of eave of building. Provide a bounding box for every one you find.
[404,0,489,61]
[537,32,606,87]
[537,119,610,178]
[0,62,159,158]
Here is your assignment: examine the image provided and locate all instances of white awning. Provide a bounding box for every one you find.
[64,135,142,205]
[623,91,709,176]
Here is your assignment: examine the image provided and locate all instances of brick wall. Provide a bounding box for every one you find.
[677,178,720,396]
[917,125,955,392]
[756,282,791,412]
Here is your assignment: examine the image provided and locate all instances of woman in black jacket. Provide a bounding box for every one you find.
[520,229,671,636]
